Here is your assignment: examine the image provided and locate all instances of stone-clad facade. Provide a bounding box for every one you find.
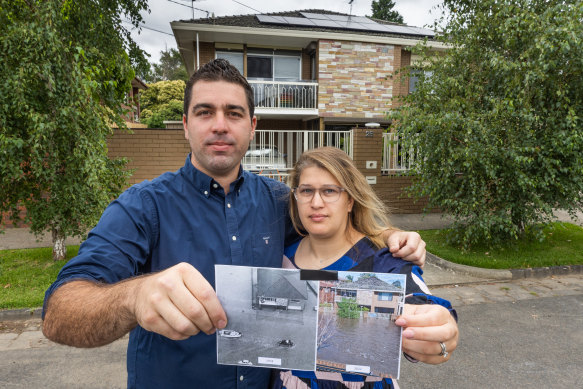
[318,40,396,119]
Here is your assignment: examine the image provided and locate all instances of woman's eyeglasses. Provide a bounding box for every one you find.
[292,185,346,203]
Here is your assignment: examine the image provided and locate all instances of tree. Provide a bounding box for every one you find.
[337,298,360,319]
[142,48,189,83]
[392,0,583,249]
[371,0,404,24]
[0,0,150,259]
[140,80,185,128]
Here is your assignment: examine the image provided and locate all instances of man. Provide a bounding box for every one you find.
[43,59,447,388]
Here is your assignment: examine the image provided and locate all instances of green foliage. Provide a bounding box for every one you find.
[337,297,360,319]
[0,1,148,255]
[392,0,583,249]
[371,0,404,24]
[141,48,189,83]
[0,246,79,309]
[420,222,583,269]
[140,80,185,127]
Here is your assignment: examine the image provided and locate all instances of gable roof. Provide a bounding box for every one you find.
[258,273,308,300]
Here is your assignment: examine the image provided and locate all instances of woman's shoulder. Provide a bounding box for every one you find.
[349,237,414,274]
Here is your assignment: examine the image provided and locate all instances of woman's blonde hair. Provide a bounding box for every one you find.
[288,147,393,248]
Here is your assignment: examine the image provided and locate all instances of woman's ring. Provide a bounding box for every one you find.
[439,342,448,358]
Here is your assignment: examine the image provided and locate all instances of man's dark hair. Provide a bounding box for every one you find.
[183,58,254,121]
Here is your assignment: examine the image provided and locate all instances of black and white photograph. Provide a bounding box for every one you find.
[316,271,406,379]
[215,265,319,371]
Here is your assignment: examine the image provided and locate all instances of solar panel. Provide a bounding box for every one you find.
[257,13,435,37]
[311,19,343,28]
[282,16,316,26]
[256,15,288,24]
[349,16,373,23]
[326,14,350,22]
[336,21,372,31]
[300,12,331,20]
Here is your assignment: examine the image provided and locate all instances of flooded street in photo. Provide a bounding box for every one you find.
[218,306,317,371]
[317,312,402,378]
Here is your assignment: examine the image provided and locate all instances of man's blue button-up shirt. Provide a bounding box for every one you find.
[44,155,298,388]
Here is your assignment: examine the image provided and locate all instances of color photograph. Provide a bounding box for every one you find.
[316,272,406,379]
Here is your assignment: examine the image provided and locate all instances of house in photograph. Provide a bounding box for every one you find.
[329,275,405,319]
[255,269,311,311]
[318,280,336,305]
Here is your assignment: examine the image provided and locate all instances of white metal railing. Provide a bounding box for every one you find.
[243,130,353,182]
[382,132,416,174]
[248,80,318,109]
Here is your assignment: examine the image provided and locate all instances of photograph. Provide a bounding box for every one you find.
[215,265,319,371]
[315,271,406,379]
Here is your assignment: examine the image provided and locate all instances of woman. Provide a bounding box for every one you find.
[271,147,458,389]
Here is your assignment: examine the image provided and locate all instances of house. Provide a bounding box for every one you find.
[170,9,445,133]
[122,77,148,125]
[107,9,443,213]
[332,275,404,318]
[255,268,309,311]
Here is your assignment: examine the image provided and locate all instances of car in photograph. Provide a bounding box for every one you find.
[242,145,286,173]
[218,329,242,338]
[237,360,253,366]
[278,339,294,347]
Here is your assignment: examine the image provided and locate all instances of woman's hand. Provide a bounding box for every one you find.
[396,304,458,364]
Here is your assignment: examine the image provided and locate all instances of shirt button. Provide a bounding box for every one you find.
[213,183,218,188]
[204,191,208,196]
[232,236,237,241]
[239,375,244,381]
[227,203,231,208]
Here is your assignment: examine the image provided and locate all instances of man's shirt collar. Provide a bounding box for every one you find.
[182,153,245,196]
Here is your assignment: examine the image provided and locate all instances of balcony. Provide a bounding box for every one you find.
[248,80,318,119]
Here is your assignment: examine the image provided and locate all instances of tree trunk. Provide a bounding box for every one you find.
[52,227,67,261]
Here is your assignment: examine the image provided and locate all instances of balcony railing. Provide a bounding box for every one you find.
[244,130,353,182]
[382,132,417,174]
[248,80,318,110]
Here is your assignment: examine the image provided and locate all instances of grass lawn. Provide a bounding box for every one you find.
[1,222,582,310]
[0,246,79,309]
[420,222,583,269]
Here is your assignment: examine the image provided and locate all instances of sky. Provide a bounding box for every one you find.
[125,0,445,63]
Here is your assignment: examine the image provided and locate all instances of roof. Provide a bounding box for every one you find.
[258,273,308,300]
[177,9,434,40]
[336,275,402,292]
[131,77,148,90]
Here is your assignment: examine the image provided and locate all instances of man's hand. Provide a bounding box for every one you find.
[133,262,227,341]
[386,230,426,266]
[395,304,458,364]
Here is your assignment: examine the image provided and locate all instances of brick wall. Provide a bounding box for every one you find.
[318,40,396,119]
[107,129,190,186]
[3,127,429,228]
[352,127,428,214]
[198,42,215,69]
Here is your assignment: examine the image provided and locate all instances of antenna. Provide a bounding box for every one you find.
[348,0,354,20]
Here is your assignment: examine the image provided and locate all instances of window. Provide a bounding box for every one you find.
[337,289,356,298]
[375,307,395,314]
[247,49,301,81]
[216,51,244,74]
[248,56,272,79]
[409,69,433,93]
[376,292,393,301]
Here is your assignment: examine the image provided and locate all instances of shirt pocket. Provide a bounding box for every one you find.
[251,232,283,268]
